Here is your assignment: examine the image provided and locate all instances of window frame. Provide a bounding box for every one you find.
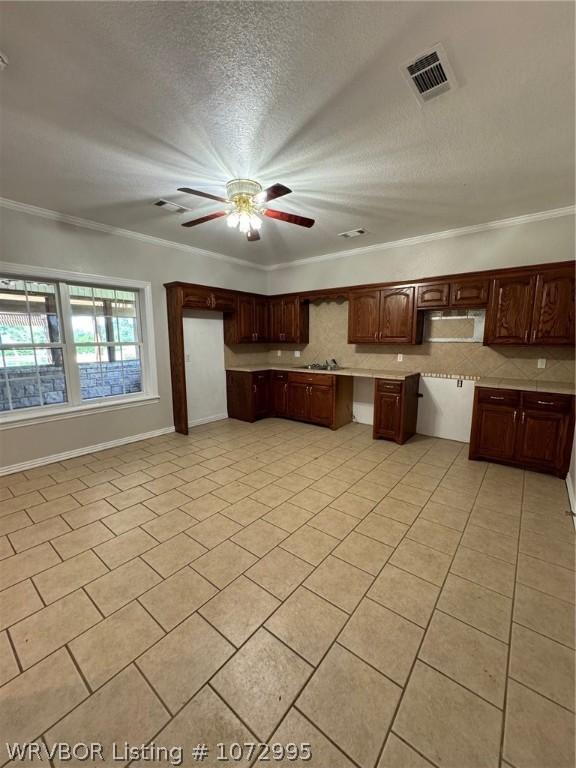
[0,263,159,429]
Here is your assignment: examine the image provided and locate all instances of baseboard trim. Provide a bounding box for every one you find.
[188,413,228,428]
[0,426,176,476]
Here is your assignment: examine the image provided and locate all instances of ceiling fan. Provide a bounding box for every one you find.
[156,179,315,241]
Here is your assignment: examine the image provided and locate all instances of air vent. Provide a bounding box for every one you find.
[338,228,367,239]
[403,44,456,104]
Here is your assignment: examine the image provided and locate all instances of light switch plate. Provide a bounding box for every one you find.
[397,353,403,362]
[294,350,301,358]
[537,358,546,369]
[276,350,282,357]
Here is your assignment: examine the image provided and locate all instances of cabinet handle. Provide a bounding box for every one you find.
[521,411,525,424]
[513,409,518,422]
[489,396,505,400]
[252,384,257,393]
[537,400,554,406]
[531,329,537,342]
[284,384,288,393]
[523,329,529,342]
[374,332,377,341]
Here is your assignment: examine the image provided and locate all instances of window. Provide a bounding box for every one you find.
[0,272,157,420]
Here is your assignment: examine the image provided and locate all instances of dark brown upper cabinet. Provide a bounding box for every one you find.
[269,296,309,343]
[484,274,536,345]
[450,277,489,307]
[182,285,235,312]
[224,294,269,344]
[347,289,380,343]
[417,282,450,309]
[484,266,574,346]
[530,269,575,346]
[349,286,421,344]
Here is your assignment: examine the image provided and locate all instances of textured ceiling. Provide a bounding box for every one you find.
[0,1,574,266]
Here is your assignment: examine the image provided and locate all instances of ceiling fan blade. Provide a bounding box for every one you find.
[264,208,315,228]
[255,183,292,203]
[178,187,229,203]
[247,229,261,242]
[181,211,227,228]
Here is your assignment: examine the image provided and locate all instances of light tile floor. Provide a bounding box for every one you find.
[0,419,574,768]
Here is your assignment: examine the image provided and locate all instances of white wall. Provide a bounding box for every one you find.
[0,205,265,470]
[183,312,227,428]
[267,211,575,293]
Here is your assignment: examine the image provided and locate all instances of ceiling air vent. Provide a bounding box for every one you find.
[338,228,367,239]
[404,44,456,104]
[154,199,188,214]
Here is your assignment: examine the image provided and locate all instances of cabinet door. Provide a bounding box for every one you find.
[235,296,255,343]
[254,297,269,342]
[450,278,489,307]
[348,290,380,343]
[484,275,535,344]
[417,283,450,308]
[308,385,333,426]
[226,372,253,421]
[253,373,270,419]
[269,298,285,342]
[272,378,288,417]
[531,270,575,346]
[287,382,309,421]
[515,410,565,470]
[210,290,236,313]
[374,392,401,439]
[474,404,518,460]
[379,287,416,343]
[283,297,300,343]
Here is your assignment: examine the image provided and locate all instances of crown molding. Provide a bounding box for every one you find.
[0,196,267,272]
[263,205,576,272]
[1,196,573,274]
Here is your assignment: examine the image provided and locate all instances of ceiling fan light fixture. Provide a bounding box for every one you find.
[226,212,240,228]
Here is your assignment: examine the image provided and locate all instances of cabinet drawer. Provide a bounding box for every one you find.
[272,371,288,382]
[289,372,335,386]
[522,392,572,414]
[477,388,520,407]
[376,380,403,394]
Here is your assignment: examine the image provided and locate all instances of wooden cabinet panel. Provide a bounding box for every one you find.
[308,385,334,426]
[235,295,255,343]
[470,387,575,478]
[268,297,308,343]
[253,372,270,419]
[348,290,380,343]
[287,382,309,421]
[417,283,450,308]
[272,374,288,417]
[450,278,489,307]
[379,287,416,343]
[226,371,253,421]
[473,405,518,461]
[531,270,575,346]
[283,297,299,343]
[373,374,420,444]
[374,392,401,439]
[254,297,269,342]
[484,275,535,345]
[516,410,564,470]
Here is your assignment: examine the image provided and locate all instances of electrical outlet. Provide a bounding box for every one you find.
[276,350,282,357]
[537,358,546,369]
[397,353,403,362]
[294,350,301,358]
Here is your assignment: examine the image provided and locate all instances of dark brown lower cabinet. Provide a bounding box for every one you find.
[469,387,575,478]
[271,371,289,418]
[226,370,270,422]
[226,370,353,429]
[373,374,420,444]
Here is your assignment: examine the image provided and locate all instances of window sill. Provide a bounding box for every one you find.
[0,394,161,430]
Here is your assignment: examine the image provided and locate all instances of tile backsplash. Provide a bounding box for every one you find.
[225,300,575,382]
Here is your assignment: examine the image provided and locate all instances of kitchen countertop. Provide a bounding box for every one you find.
[225,364,416,380]
[226,366,575,394]
[475,377,575,395]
